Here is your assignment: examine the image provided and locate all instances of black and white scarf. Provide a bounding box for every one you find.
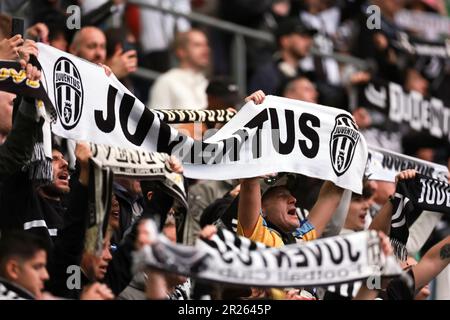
[85,143,187,255]
[89,143,187,208]
[133,222,402,289]
[84,160,113,256]
[0,59,57,185]
[0,279,33,300]
[366,145,449,182]
[390,173,450,260]
[391,31,450,60]
[154,109,236,124]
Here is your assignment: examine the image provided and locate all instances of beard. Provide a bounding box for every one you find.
[288,44,309,61]
[39,183,70,198]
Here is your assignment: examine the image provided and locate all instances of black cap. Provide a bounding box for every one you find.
[275,18,317,42]
[206,77,242,108]
[206,77,239,96]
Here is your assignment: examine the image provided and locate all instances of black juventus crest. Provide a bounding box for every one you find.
[330,114,360,176]
[53,57,84,130]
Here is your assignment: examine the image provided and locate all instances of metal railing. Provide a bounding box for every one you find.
[133,67,161,81]
[129,0,369,93]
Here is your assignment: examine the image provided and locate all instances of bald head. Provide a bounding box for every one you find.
[283,77,318,103]
[70,26,106,64]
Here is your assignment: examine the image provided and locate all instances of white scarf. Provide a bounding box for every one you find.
[36,44,368,194]
[133,225,402,288]
[366,145,449,182]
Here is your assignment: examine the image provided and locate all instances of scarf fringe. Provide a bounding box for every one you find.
[390,238,408,262]
[23,99,54,186]
[25,142,53,185]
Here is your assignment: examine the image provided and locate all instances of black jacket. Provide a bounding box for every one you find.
[45,178,90,298]
[0,166,89,298]
[0,170,65,247]
[0,108,42,192]
[0,277,36,300]
[0,153,89,241]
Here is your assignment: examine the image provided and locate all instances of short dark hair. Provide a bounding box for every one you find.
[274,17,316,45]
[104,27,130,59]
[0,231,49,275]
[51,134,65,155]
[47,23,68,43]
[351,180,374,200]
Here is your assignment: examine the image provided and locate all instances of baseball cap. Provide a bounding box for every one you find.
[206,77,239,96]
[275,18,317,42]
[260,173,297,199]
[206,77,242,109]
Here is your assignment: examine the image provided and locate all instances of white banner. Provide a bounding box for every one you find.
[37,43,367,193]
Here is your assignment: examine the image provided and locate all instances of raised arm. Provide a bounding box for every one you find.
[307,181,344,238]
[412,236,450,291]
[238,177,262,237]
[322,189,352,237]
[369,169,417,234]
[369,200,394,234]
[237,90,267,237]
[0,62,42,180]
[46,143,92,298]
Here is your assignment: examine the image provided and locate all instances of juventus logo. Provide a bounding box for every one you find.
[330,114,360,177]
[53,57,84,130]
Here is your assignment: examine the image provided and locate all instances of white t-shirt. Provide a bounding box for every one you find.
[148,68,208,110]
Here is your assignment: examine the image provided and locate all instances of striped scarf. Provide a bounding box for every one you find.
[390,174,450,261]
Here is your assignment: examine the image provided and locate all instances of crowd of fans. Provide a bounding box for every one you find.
[0,0,449,300]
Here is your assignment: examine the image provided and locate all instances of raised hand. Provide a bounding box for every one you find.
[0,35,24,60]
[245,90,266,105]
[107,46,138,79]
[395,169,416,185]
[80,282,115,300]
